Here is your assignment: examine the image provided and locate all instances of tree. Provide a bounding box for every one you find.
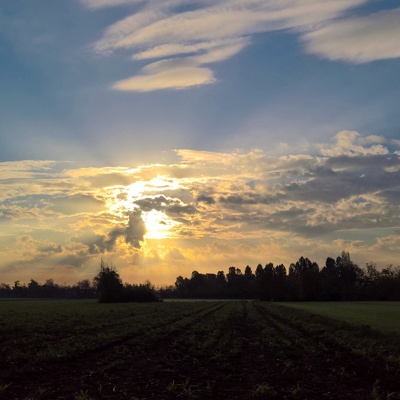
[274,264,287,301]
[336,251,363,300]
[93,259,123,303]
[288,257,320,301]
[122,281,159,302]
[27,279,41,298]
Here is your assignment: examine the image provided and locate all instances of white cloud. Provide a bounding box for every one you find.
[133,37,247,60]
[303,8,400,63]
[81,0,144,10]
[319,130,389,157]
[87,0,370,91]
[113,65,215,91]
[113,40,250,91]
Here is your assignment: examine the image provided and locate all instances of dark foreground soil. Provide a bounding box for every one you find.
[2,301,400,400]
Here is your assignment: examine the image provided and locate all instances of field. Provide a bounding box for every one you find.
[0,300,400,400]
[281,302,400,334]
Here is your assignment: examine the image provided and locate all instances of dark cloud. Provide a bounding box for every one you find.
[196,194,215,204]
[167,203,196,215]
[325,154,400,169]
[85,210,146,254]
[135,195,197,217]
[37,243,63,254]
[278,153,400,204]
[219,195,257,205]
[135,195,168,212]
[378,190,400,203]
[125,211,147,248]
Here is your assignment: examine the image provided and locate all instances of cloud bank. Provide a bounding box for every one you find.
[0,131,399,284]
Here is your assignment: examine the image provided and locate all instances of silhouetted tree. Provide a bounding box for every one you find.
[216,271,227,298]
[93,259,123,303]
[175,275,189,298]
[27,279,41,297]
[288,257,320,301]
[122,281,159,302]
[227,267,245,298]
[243,265,255,298]
[3,251,400,301]
[320,257,341,300]
[274,264,287,301]
[336,251,363,300]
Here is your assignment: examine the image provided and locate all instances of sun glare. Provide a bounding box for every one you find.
[105,176,182,239]
[142,209,179,239]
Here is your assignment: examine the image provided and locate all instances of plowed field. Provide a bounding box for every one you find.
[1,300,399,399]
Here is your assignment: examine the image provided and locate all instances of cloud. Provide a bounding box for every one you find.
[133,37,247,60]
[134,195,197,218]
[125,210,147,247]
[85,0,371,91]
[113,36,248,91]
[113,64,215,92]
[303,8,400,63]
[1,131,400,284]
[80,0,144,10]
[86,209,146,253]
[318,130,389,157]
[49,195,105,215]
[197,194,215,205]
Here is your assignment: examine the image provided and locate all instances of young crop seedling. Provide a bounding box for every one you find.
[252,383,278,399]
[74,389,92,400]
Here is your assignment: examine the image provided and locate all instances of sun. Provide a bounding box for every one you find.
[142,209,180,239]
[105,176,182,240]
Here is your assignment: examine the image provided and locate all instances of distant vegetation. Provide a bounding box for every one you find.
[1,252,400,301]
[163,251,400,301]
[93,259,159,303]
[0,259,159,303]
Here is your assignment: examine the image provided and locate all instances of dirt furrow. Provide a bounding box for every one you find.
[4,302,227,400]
[253,302,400,399]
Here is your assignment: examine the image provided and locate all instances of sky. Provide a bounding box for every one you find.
[1,0,400,286]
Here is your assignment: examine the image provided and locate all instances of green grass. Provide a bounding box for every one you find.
[280,301,400,333]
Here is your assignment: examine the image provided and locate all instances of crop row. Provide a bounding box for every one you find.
[1,300,400,400]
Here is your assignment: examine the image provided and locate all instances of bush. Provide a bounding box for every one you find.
[121,281,160,303]
[93,261,159,303]
[93,260,123,303]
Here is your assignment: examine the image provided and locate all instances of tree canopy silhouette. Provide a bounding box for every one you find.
[93,259,124,303]
[93,260,159,303]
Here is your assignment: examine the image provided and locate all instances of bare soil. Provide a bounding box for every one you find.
[2,302,400,400]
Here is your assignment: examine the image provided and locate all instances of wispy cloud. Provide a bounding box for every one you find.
[113,63,215,91]
[82,0,374,91]
[303,8,400,63]
[80,0,145,10]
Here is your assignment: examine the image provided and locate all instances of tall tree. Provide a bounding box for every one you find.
[93,259,123,303]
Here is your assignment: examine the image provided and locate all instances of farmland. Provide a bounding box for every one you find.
[281,302,400,334]
[1,300,400,399]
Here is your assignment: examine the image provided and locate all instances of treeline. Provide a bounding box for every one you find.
[0,278,97,299]
[162,252,400,301]
[1,252,400,301]
[0,260,159,303]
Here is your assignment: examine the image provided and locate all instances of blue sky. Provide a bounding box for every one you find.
[1,0,400,285]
